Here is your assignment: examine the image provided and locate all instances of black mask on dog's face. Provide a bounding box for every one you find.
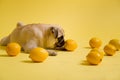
[50,26,65,47]
[56,36,65,47]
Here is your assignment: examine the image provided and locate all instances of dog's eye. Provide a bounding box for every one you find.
[50,27,58,38]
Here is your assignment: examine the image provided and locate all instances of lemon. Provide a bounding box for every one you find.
[89,37,102,49]
[64,39,77,51]
[90,48,104,59]
[29,47,49,62]
[6,42,21,56]
[104,44,116,56]
[86,51,102,65]
[109,39,120,51]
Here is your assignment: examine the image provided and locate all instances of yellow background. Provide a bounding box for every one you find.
[0,0,120,80]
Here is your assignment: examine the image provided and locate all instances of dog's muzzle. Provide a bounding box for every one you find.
[55,36,65,47]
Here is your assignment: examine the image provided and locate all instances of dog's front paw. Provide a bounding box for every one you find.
[47,50,57,56]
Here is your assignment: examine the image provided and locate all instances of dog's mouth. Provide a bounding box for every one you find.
[55,36,65,47]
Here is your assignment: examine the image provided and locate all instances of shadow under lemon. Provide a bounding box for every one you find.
[80,60,91,66]
[0,46,10,57]
[21,60,35,63]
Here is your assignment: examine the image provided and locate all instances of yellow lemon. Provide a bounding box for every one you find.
[104,44,116,56]
[64,39,77,51]
[90,48,104,59]
[29,47,49,62]
[6,42,21,56]
[86,51,102,65]
[89,37,102,49]
[109,39,120,51]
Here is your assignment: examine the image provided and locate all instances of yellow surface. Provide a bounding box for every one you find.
[0,0,120,80]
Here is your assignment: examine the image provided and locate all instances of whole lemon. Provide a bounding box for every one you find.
[89,37,102,49]
[6,42,21,56]
[29,47,49,62]
[64,39,77,51]
[90,48,104,59]
[109,39,120,51]
[86,51,102,65]
[104,44,116,56]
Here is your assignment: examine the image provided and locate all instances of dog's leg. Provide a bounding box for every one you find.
[22,38,57,56]
[0,35,10,46]
[22,39,37,53]
[47,50,57,56]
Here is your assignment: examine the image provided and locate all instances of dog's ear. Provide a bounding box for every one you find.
[50,27,58,38]
[17,22,24,27]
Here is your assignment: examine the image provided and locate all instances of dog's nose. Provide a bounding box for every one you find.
[56,36,65,47]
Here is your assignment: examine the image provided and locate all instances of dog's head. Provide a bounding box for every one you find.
[50,26,65,49]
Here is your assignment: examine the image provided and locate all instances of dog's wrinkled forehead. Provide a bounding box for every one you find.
[50,25,64,38]
[56,26,64,38]
[49,25,65,48]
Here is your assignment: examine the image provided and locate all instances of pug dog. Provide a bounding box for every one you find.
[0,22,65,56]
